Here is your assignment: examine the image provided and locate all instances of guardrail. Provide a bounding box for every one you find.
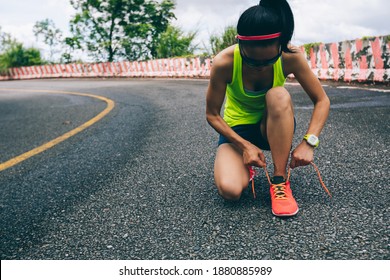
[303,35,389,83]
[0,57,212,80]
[0,35,388,83]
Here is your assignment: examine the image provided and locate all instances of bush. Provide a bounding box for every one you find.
[0,43,43,72]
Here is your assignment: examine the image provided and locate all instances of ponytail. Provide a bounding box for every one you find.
[237,0,295,52]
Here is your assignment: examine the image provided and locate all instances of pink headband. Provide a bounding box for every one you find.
[236,32,282,41]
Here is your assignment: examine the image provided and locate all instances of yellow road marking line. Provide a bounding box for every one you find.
[0,88,115,172]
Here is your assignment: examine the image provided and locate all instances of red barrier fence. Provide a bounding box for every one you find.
[305,35,389,83]
[0,35,388,83]
[0,57,212,80]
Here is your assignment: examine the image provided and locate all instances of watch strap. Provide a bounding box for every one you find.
[303,134,319,148]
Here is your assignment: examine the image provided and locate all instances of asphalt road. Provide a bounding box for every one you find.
[0,78,389,260]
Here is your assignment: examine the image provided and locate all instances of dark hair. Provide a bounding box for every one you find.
[237,0,294,52]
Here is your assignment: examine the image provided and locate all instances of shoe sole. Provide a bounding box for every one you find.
[272,208,299,217]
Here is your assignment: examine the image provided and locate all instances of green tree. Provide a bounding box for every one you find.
[0,43,43,69]
[68,0,176,62]
[209,25,237,55]
[0,27,17,53]
[155,25,197,58]
[33,18,63,63]
[0,27,43,74]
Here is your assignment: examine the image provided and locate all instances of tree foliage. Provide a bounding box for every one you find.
[0,43,43,71]
[68,0,176,62]
[33,19,64,63]
[1,27,14,53]
[209,25,237,55]
[0,27,43,74]
[155,25,197,58]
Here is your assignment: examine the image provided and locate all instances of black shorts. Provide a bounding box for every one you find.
[218,119,296,151]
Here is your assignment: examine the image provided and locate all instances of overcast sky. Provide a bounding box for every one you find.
[0,0,389,59]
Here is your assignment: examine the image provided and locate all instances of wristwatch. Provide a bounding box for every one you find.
[303,134,319,148]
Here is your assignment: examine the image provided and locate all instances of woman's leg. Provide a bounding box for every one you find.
[261,87,294,179]
[261,87,299,216]
[214,143,250,200]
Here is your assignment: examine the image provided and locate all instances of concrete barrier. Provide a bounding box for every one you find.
[304,35,389,83]
[0,35,388,83]
[0,57,212,81]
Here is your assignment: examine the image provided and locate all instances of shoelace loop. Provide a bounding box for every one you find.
[271,183,288,200]
[250,162,332,199]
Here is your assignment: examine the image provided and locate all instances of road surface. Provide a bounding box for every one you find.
[0,78,389,259]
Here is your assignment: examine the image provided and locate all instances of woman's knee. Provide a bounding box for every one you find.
[218,187,242,201]
[213,144,248,200]
[266,87,293,115]
[216,179,246,201]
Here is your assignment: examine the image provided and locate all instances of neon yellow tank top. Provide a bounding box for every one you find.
[223,44,286,127]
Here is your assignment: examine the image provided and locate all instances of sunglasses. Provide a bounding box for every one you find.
[239,44,282,68]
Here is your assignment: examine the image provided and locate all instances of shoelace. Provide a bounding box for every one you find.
[271,183,288,200]
[249,162,332,199]
[268,168,291,200]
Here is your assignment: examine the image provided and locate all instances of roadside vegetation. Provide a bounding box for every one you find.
[1,0,210,74]
[1,0,387,76]
[0,27,43,75]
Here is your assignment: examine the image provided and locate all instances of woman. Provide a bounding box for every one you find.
[206,0,330,217]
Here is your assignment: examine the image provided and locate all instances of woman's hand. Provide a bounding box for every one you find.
[290,141,314,169]
[242,143,266,168]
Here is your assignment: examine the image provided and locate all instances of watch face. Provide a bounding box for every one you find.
[308,135,318,145]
